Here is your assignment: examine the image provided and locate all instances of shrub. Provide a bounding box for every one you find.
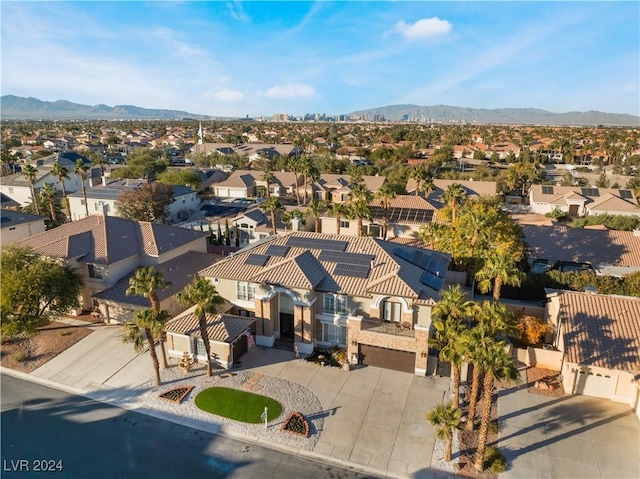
[484,445,507,473]
[518,316,548,346]
[545,208,569,222]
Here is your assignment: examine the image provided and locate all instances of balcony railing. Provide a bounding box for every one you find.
[360,319,415,338]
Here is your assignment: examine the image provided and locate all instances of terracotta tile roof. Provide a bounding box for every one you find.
[369,194,437,210]
[587,193,640,214]
[523,225,640,267]
[530,185,639,208]
[165,307,256,343]
[199,232,449,301]
[405,179,498,199]
[15,215,207,264]
[551,290,640,372]
[93,252,216,307]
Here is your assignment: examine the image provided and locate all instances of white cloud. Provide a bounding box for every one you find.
[394,17,452,41]
[212,89,244,102]
[264,84,318,98]
[226,1,249,21]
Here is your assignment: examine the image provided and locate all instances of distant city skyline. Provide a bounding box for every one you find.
[2,1,638,118]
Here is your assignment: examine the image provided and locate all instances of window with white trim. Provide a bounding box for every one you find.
[236,282,255,301]
[322,323,347,346]
[382,300,402,322]
[323,293,348,315]
[340,220,350,228]
[87,263,104,279]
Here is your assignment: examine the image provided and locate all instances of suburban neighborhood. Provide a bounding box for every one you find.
[1,116,639,479]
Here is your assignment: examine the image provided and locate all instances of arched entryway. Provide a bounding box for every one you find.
[277,293,294,340]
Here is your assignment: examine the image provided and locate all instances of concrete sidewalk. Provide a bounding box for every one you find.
[2,323,456,479]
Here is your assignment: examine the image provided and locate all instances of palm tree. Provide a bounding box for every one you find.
[40,182,59,225]
[306,198,325,233]
[122,308,169,386]
[22,164,40,215]
[475,252,525,303]
[478,300,519,339]
[409,164,429,196]
[427,402,463,462]
[442,183,466,222]
[75,159,90,218]
[474,342,520,472]
[430,285,476,409]
[286,156,302,205]
[462,322,493,431]
[177,278,225,377]
[329,202,349,235]
[126,266,172,369]
[260,196,283,236]
[304,163,320,204]
[51,161,71,219]
[420,176,435,198]
[374,184,396,240]
[348,183,372,237]
[261,169,274,198]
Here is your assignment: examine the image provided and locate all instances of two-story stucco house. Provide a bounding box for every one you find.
[14,215,208,318]
[196,231,451,375]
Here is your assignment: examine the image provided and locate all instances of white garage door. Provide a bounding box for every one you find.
[228,189,245,198]
[574,369,616,399]
[216,188,229,197]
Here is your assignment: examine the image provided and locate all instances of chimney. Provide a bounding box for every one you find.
[102,172,110,186]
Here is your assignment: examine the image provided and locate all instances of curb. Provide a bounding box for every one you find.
[1,368,386,478]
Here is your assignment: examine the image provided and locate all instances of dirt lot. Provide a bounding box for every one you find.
[1,320,95,373]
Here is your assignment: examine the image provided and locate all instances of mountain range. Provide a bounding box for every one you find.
[1,95,638,126]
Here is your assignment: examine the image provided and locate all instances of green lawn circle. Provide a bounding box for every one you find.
[195,387,283,423]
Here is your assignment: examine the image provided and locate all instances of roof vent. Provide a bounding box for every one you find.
[583,286,598,294]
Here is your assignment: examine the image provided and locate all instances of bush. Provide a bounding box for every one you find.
[545,208,569,222]
[518,316,548,346]
[568,214,639,231]
[484,445,507,473]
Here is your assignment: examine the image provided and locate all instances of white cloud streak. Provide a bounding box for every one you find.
[264,84,318,99]
[394,17,452,41]
[226,1,249,22]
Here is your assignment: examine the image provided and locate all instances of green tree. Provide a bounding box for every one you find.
[1,246,83,336]
[157,169,202,190]
[40,182,60,226]
[329,202,350,235]
[286,156,302,205]
[126,266,172,369]
[348,183,372,237]
[109,148,169,180]
[475,252,525,303]
[305,198,325,233]
[374,184,396,240]
[409,164,429,196]
[117,183,174,222]
[441,183,466,222]
[177,278,225,378]
[260,169,274,198]
[74,159,90,217]
[260,196,284,235]
[474,342,520,472]
[427,402,463,462]
[51,161,71,219]
[462,322,493,431]
[21,164,40,215]
[122,308,168,386]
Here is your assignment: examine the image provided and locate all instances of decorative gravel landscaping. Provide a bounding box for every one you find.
[195,387,283,423]
[137,362,324,450]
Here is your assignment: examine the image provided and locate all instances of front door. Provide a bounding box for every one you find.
[568,204,579,216]
[279,313,294,340]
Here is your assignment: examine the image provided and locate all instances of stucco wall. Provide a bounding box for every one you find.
[1,219,46,246]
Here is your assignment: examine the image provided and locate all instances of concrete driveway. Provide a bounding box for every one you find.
[498,369,640,479]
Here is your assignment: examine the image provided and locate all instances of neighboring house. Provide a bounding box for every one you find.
[307,174,386,203]
[233,205,313,245]
[529,185,640,217]
[14,215,208,315]
[405,179,498,204]
[523,225,640,277]
[67,180,200,223]
[320,194,438,239]
[191,142,302,160]
[0,152,95,207]
[199,231,451,375]
[545,289,640,414]
[213,170,303,199]
[165,307,257,369]
[93,251,214,323]
[0,209,47,246]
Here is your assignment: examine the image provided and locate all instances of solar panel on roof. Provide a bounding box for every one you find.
[420,271,445,291]
[286,236,348,251]
[244,254,269,266]
[619,189,633,199]
[542,186,554,194]
[334,263,370,278]
[581,187,600,197]
[319,251,374,265]
[265,244,290,256]
[393,248,413,262]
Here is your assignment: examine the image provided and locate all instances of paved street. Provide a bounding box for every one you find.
[1,375,370,479]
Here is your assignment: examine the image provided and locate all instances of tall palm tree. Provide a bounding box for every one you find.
[474,342,520,472]
[304,163,320,204]
[475,252,525,303]
[75,159,90,218]
[286,156,302,205]
[51,161,71,219]
[122,308,169,386]
[21,164,40,215]
[409,164,429,196]
[261,169,274,198]
[420,176,435,198]
[430,285,476,409]
[462,322,493,431]
[306,198,325,233]
[177,278,225,378]
[374,184,396,240]
[260,196,283,236]
[329,202,349,235]
[40,182,59,225]
[348,183,372,237]
[442,183,466,223]
[427,402,463,462]
[126,266,172,369]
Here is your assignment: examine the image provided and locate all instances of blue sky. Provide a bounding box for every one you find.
[2,1,638,118]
